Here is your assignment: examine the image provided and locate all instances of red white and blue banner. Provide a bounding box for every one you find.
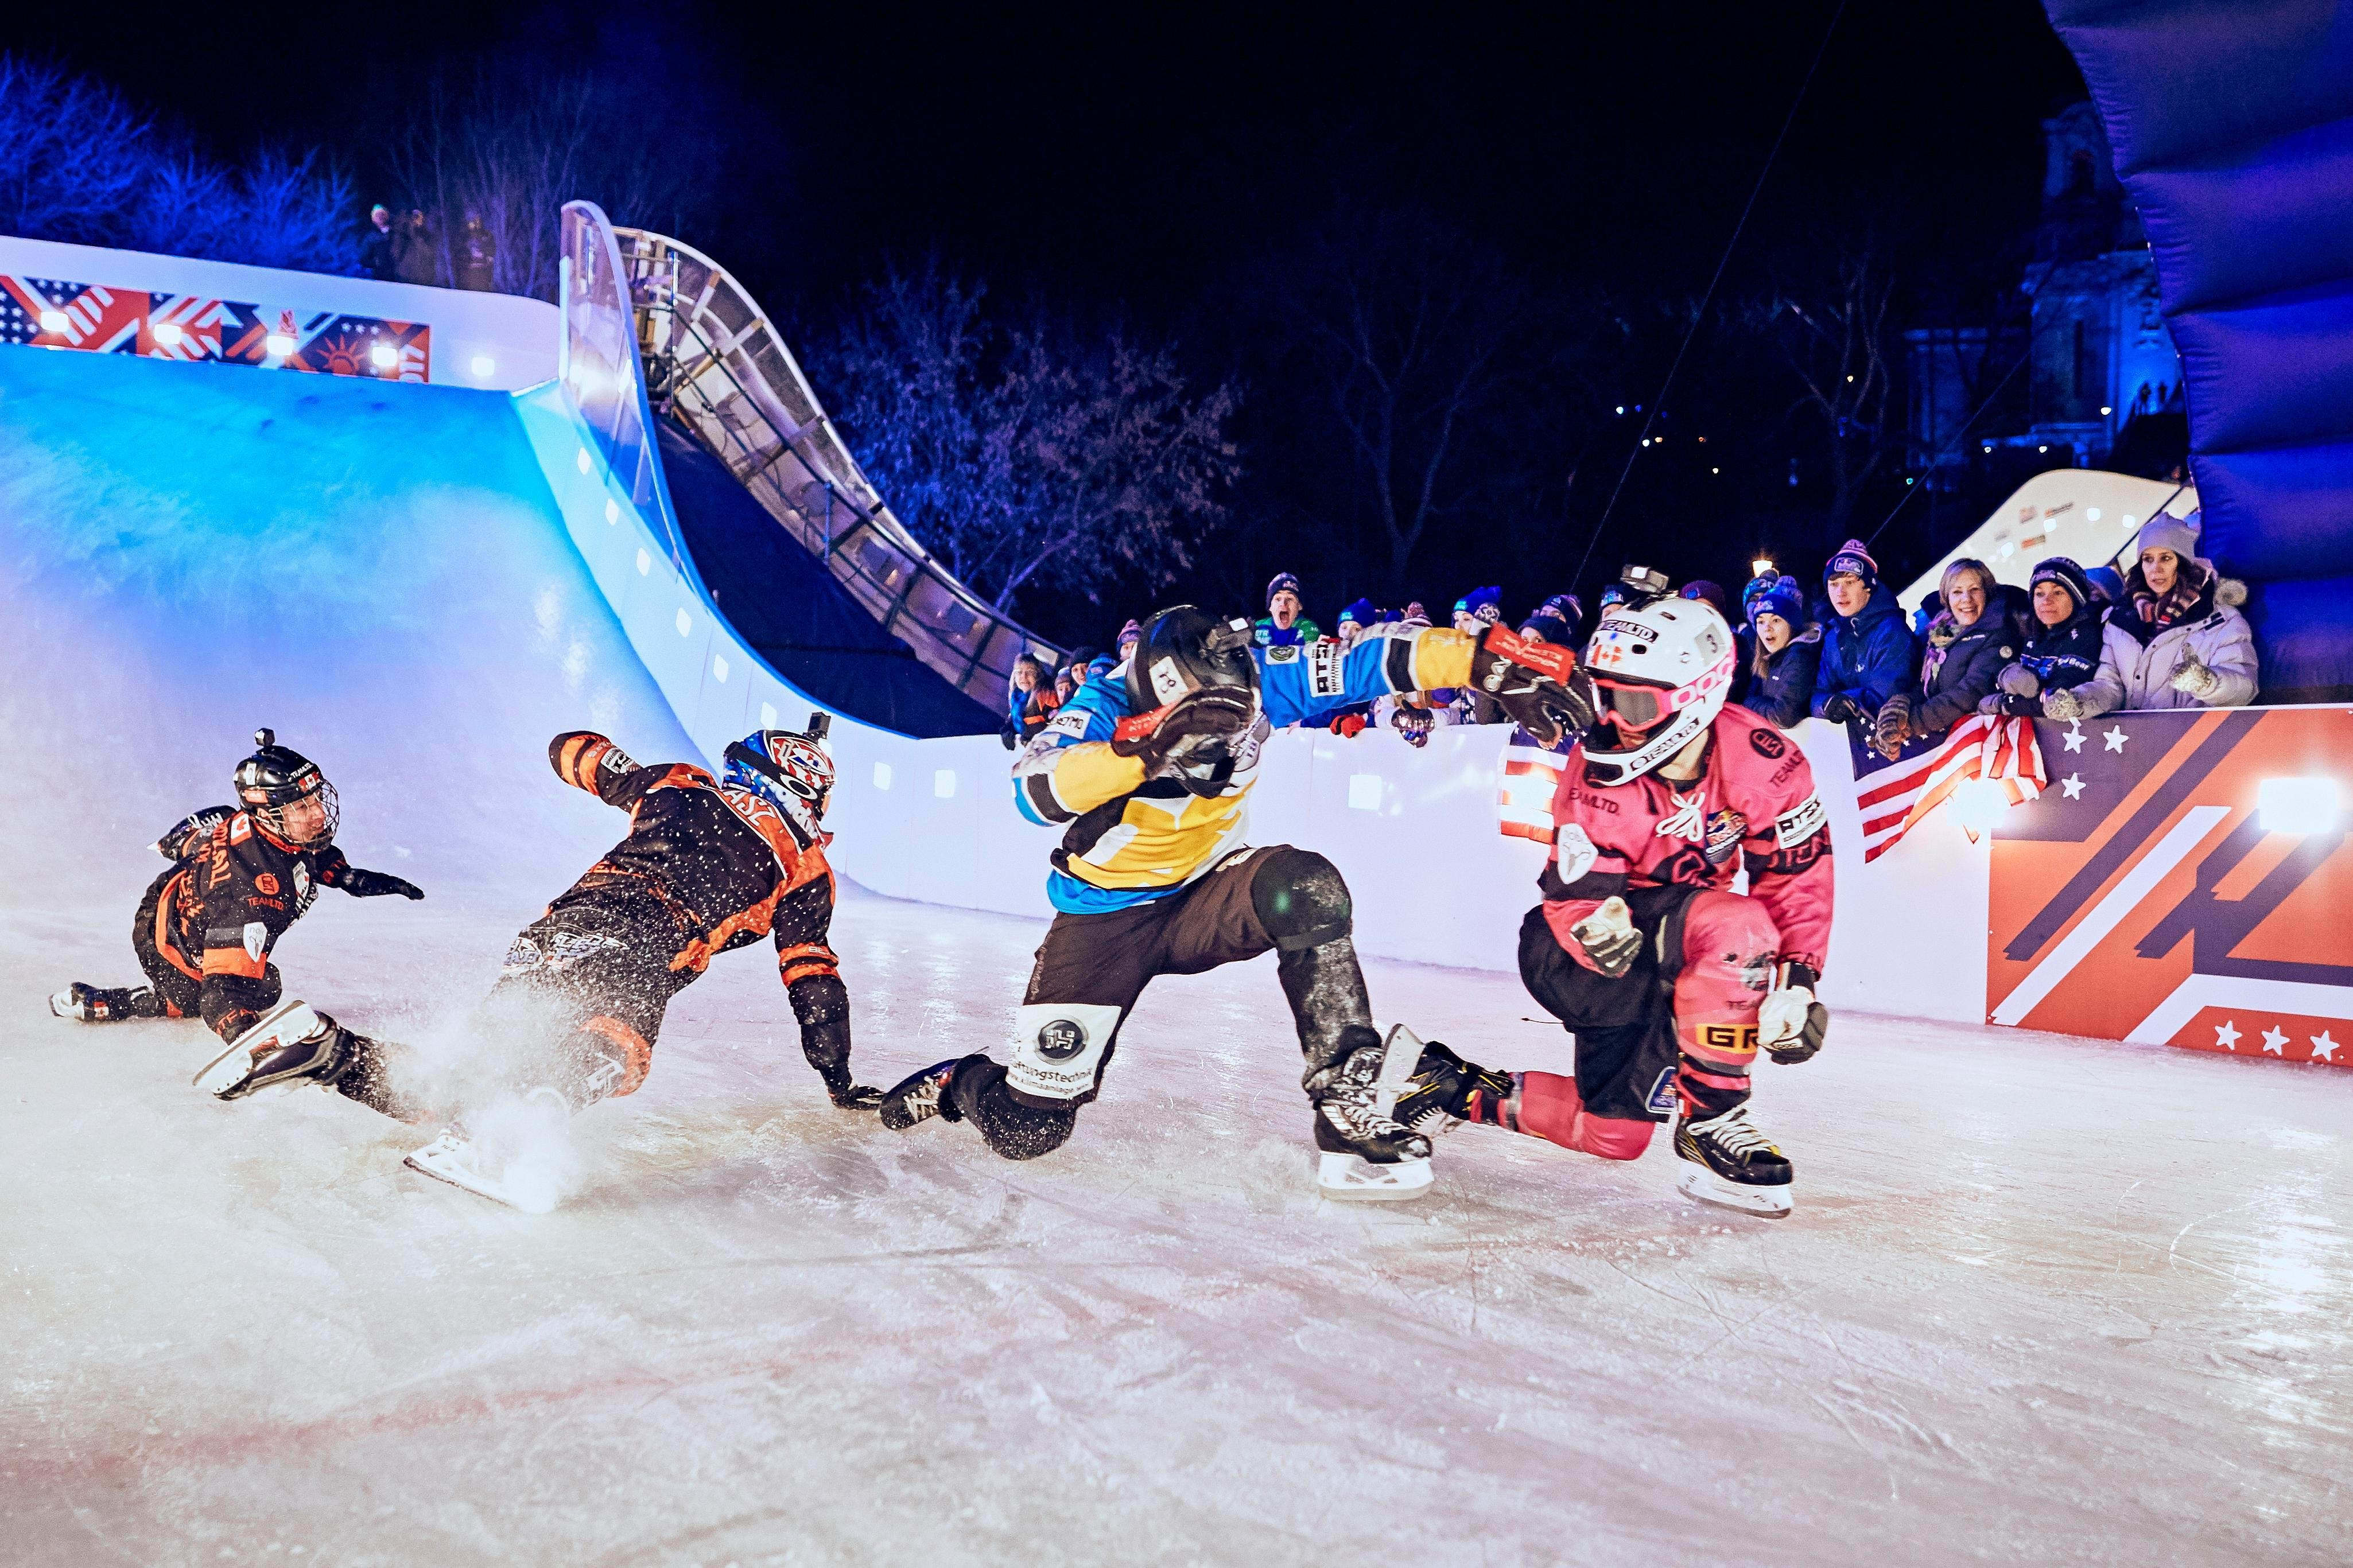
[0,274,430,380]
[1989,709,2353,1067]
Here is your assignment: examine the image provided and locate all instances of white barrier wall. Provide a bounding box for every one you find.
[0,235,558,390]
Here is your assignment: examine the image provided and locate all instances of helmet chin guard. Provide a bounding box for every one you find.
[1579,597,1737,787]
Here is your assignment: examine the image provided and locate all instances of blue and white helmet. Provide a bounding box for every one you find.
[723,715,836,839]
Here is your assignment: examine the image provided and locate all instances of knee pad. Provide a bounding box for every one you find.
[1679,892,1780,970]
[1005,1001,1121,1103]
[1250,847,1353,952]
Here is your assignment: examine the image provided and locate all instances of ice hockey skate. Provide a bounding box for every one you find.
[403,1090,574,1213]
[191,999,338,1099]
[1673,1104,1793,1217]
[1311,1028,1433,1201]
[877,1056,968,1131]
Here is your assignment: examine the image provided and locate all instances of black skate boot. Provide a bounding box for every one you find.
[879,1056,981,1131]
[193,1001,356,1100]
[49,982,158,1022]
[1308,1038,1432,1201]
[1673,1103,1793,1217]
[1391,1041,1516,1137]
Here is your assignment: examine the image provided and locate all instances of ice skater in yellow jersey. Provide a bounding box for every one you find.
[877,604,1594,1199]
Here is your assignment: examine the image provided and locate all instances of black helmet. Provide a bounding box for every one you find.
[1124,606,1260,715]
[234,729,338,846]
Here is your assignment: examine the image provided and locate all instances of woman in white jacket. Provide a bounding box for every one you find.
[2057,511,2258,720]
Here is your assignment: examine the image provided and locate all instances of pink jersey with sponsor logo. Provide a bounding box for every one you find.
[1540,703,1832,974]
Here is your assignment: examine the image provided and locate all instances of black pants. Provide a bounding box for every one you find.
[483,892,697,1104]
[1516,884,1699,1124]
[949,845,1374,1160]
[123,867,279,1021]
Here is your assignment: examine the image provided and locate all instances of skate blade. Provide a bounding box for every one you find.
[192,999,321,1096]
[48,989,79,1020]
[404,1134,558,1214]
[1676,1163,1792,1218]
[192,1041,254,1096]
[1317,1151,1433,1203]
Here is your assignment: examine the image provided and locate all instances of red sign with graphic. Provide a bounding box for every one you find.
[1,275,430,380]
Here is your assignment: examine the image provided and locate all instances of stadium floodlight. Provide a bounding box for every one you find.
[2258,777,2340,835]
[1751,557,1774,578]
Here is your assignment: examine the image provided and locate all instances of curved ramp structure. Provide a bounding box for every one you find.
[2045,0,2353,698]
[614,223,1061,715]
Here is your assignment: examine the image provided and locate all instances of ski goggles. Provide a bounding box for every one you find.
[1591,676,1684,732]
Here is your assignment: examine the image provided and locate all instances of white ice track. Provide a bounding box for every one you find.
[3,351,2351,1564]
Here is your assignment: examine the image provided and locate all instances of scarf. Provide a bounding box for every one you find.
[2129,559,2212,631]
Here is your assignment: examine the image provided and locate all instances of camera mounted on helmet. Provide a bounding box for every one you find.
[234,727,339,846]
[725,714,837,834]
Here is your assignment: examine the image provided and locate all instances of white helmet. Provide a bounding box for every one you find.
[1579,593,1737,787]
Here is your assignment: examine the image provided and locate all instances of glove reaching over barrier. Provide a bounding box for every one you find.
[2170,652,2223,701]
[1469,624,1595,746]
[1391,703,1435,748]
[1998,664,2041,699]
[2041,687,2086,722]
[1569,895,1642,979]
[1110,687,1257,775]
[1873,695,1912,760]
[1758,962,1828,1065]
[1818,692,1866,727]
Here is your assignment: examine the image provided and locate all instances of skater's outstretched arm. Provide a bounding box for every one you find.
[771,867,879,1108]
[309,846,424,900]
[549,732,669,811]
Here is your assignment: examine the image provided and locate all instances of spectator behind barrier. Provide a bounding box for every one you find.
[1811,538,1917,730]
[2075,511,2257,716]
[1004,653,1047,749]
[1449,587,1506,723]
[1984,557,2105,721]
[1334,598,1377,648]
[457,208,497,292]
[394,209,437,285]
[359,205,397,281]
[2084,565,2125,606]
[1739,575,1820,731]
[1256,573,1320,647]
[1116,619,1143,662]
[1873,558,2014,758]
[1517,593,1581,647]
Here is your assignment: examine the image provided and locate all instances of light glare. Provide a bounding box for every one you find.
[2258,776,2340,835]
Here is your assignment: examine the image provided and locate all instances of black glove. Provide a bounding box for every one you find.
[1109,686,1257,773]
[1819,692,1865,726]
[1469,624,1595,746]
[339,867,424,900]
[999,722,1019,752]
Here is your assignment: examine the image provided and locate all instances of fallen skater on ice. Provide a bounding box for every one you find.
[1388,570,1833,1217]
[50,727,424,1118]
[877,600,1594,1201]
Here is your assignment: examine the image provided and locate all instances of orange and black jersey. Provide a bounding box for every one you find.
[546,732,839,989]
[150,803,362,1040]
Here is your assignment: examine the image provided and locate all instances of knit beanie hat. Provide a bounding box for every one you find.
[2027,557,2094,618]
[1824,538,1880,587]
[1454,585,1504,624]
[1336,597,1376,628]
[2084,565,2125,604]
[1116,617,1143,647]
[1745,573,1806,629]
[2135,509,2201,563]
[1679,579,1730,617]
[1266,571,1302,609]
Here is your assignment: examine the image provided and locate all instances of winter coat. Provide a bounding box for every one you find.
[1253,616,1322,648]
[1810,582,1916,717]
[1995,610,2105,716]
[1741,624,1822,730]
[1905,609,2018,734]
[2078,577,2258,715]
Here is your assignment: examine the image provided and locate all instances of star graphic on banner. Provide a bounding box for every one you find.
[2214,1020,2241,1050]
[2313,1030,2341,1063]
[2061,773,2085,799]
[2103,725,2129,753]
[2062,722,2087,753]
[2262,1026,2289,1055]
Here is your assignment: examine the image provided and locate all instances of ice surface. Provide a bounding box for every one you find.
[4,349,2351,1564]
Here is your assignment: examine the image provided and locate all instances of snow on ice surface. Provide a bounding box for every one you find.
[3,347,2350,1564]
[7,897,2353,1567]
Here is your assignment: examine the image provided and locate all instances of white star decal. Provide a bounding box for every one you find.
[2103,726,2129,753]
[2061,773,2085,800]
[2262,1026,2289,1055]
[2214,1020,2241,1050]
[2312,1030,2340,1063]
[2062,722,2086,753]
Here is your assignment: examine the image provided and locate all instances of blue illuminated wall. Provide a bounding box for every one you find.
[2044,0,2353,699]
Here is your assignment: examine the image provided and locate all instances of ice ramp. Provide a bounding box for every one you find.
[0,342,696,919]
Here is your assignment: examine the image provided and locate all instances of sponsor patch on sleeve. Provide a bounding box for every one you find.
[1555,822,1599,884]
[1046,707,1089,739]
[1775,792,1828,848]
[1307,639,1345,699]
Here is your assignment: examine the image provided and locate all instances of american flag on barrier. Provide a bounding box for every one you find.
[1853,712,2045,863]
[1498,725,1571,842]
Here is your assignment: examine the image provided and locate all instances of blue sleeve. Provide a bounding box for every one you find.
[1009,679,1121,825]
[1862,624,1917,710]
[1257,634,1432,727]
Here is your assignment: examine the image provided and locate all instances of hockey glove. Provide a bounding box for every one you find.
[1758,962,1828,1065]
[2170,652,2222,701]
[1818,692,1865,727]
[1391,703,1435,748]
[1109,686,1256,774]
[1329,710,1369,740]
[1569,895,1643,979]
[1469,624,1595,747]
[2040,687,2086,722]
[1873,695,1912,760]
[339,868,424,900]
[1998,663,2041,699]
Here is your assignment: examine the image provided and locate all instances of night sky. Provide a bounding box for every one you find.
[9,1,2090,629]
